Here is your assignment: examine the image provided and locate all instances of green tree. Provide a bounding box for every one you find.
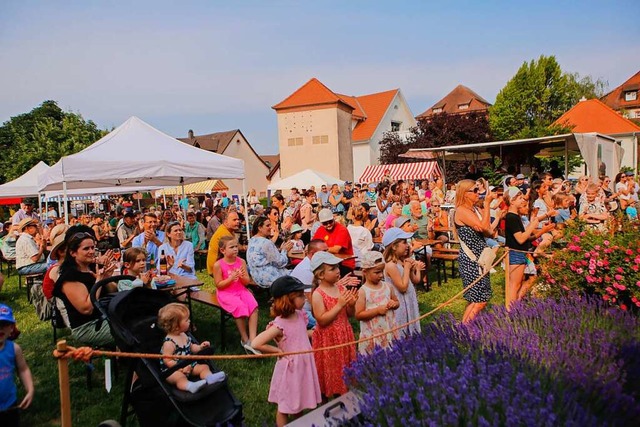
[0,100,106,183]
[489,55,608,141]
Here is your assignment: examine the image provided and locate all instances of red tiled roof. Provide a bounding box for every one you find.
[416,84,491,119]
[553,99,640,134]
[601,70,640,111]
[177,129,238,153]
[272,78,353,111]
[351,89,399,142]
[273,78,399,142]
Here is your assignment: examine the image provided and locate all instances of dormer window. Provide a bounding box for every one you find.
[625,91,637,102]
[432,107,443,114]
[391,121,401,132]
[458,103,470,110]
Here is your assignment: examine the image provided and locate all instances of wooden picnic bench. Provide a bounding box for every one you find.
[186,289,232,350]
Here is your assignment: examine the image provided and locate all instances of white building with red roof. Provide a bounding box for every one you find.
[272,78,416,181]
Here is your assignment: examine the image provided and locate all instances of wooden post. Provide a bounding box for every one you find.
[56,340,72,427]
[504,248,511,310]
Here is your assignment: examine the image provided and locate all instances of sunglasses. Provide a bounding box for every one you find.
[322,220,334,226]
[68,232,95,244]
[467,188,479,193]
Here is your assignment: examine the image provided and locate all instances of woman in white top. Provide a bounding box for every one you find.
[157,221,196,279]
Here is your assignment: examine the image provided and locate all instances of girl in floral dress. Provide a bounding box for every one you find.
[355,252,399,354]
[251,276,322,427]
[310,252,358,397]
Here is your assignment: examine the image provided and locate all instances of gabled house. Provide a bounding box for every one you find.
[554,98,640,172]
[601,70,640,122]
[416,84,491,119]
[272,78,416,181]
[177,129,273,197]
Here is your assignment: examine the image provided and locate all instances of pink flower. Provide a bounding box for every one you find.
[615,274,623,281]
[634,265,640,272]
[597,261,604,267]
[562,285,570,291]
[603,295,610,301]
[576,268,583,274]
[572,236,581,243]
[584,252,591,258]
[594,245,601,250]
[581,231,586,237]
[636,281,640,287]
[549,279,556,284]
[620,304,628,311]
[603,240,610,246]
[616,267,624,274]
[626,249,634,256]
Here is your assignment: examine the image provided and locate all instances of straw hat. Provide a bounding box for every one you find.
[50,233,68,260]
[49,224,69,244]
[18,218,38,231]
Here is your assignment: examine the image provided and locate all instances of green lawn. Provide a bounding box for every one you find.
[2,264,506,426]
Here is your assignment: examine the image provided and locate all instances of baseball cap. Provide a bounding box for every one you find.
[318,208,333,223]
[271,276,307,298]
[507,186,523,200]
[516,174,525,179]
[625,171,635,176]
[360,251,384,269]
[0,304,16,323]
[394,216,411,228]
[310,251,343,272]
[382,227,414,247]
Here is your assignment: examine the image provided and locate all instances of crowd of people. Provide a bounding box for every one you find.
[1,166,639,425]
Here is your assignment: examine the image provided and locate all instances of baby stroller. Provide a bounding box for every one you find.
[90,277,243,427]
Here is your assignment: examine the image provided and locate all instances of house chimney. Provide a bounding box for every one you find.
[579,96,587,102]
[188,129,194,139]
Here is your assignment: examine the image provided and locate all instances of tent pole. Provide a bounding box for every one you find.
[564,140,569,179]
[63,181,69,225]
[181,180,187,222]
[162,189,167,210]
[242,179,250,239]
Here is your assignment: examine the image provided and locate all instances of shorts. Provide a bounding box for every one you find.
[509,250,527,265]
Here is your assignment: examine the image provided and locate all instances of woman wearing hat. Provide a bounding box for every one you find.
[42,228,68,300]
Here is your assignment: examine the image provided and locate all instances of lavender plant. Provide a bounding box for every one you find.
[345,297,640,426]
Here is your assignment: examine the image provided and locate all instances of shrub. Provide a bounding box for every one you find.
[537,220,640,311]
[345,297,640,426]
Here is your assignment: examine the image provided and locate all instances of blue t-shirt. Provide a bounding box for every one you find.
[0,340,17,410]
[555,208,571,224]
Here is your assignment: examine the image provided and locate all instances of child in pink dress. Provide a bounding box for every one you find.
[252,276,322,427]
[212,236,259,354]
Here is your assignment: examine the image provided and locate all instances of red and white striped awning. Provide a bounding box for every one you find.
[358,162,442,184]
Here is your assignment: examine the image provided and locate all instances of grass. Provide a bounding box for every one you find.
[2,261,506,426]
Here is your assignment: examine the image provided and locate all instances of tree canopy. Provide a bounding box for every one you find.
[489,55,608,141]
[0,100,106,183]
[378,111,492,180]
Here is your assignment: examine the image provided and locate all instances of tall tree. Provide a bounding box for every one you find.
[489,55,608,141]
[0,100,106,183]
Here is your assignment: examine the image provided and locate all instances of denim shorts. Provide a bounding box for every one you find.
[509,250,527,265]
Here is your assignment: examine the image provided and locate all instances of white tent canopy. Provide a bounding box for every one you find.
[0,161,50,198]
[38,116,245,192]
[268,169,344,191]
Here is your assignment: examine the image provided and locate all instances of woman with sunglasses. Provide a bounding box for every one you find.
[53,230,116,346]
[158,222,197,279]
[454,180,495,323]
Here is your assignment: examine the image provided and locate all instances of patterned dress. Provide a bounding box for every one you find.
[358,283,399,354]
[385,263,421,337]
[456,224,492,303]
[312,286,356,396]
[267,311,322,414]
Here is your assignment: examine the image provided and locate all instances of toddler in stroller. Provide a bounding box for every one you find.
[158,303,226,393]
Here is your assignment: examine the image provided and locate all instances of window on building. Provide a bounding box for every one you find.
[458,103,470,110]
[287,137,303,146]
[391,121,401,132]
[625,91,637,102]
[432,107,443,114]
[312,135,329,144]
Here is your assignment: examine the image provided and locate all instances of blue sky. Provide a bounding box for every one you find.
[1,1,638,154]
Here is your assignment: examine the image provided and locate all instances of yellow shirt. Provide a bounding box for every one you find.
[206,224,232,275]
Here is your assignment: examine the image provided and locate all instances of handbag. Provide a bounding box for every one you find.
[459,240,497,275]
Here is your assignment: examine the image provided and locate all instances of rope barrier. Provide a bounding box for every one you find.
[53,251,508,362]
